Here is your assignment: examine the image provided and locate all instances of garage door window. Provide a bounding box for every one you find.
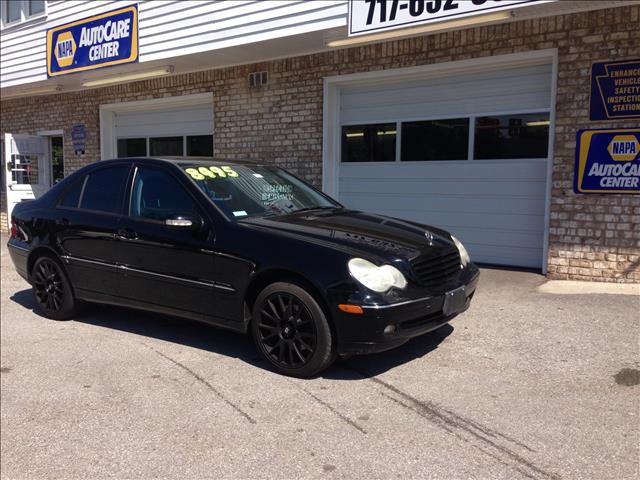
[117,135,213,158]
[401,118,469,161]
[474,113,549,160]
[342,124,396,162]
[187,135,214,156]
[150,136,183,156]
[117,138,147,158]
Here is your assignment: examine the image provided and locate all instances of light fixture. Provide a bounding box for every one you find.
[526,120,550,127]
[377,130,396,136]
[346,132,364,138]
[2,85,63,99]
[82,66,174,87]
[327,11,513,48]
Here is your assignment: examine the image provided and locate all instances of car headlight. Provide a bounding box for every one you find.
[451,235,471,267]
[348,258,407,293]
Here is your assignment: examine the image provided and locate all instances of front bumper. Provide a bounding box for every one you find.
[332,265,479,355]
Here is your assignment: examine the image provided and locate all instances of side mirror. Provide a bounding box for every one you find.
[165,214,204,230]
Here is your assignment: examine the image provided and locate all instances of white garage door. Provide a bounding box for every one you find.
[337,61,553,269]
[114,104,214,158]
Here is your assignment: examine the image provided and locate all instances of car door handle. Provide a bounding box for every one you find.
[55,217,69,226]
[116,227,137,240]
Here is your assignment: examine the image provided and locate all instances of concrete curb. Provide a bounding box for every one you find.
[536,280,640,296]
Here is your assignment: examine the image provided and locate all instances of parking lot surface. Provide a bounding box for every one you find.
[1,239,639,479]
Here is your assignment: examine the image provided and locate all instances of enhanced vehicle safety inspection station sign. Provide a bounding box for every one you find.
[589,59,640,121]
[574,129,640,194]
[46,4,138,77]
[348,0,549,36]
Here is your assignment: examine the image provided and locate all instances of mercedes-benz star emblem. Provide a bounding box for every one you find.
[424,231,434,246]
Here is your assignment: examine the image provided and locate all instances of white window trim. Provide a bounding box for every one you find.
[1,0,47,30]
[323,49,559,274]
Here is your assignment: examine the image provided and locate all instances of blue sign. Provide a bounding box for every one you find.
[71,125,86,155]
[590,60,640,120]
[574,128,640,194]
[46,5,138,77]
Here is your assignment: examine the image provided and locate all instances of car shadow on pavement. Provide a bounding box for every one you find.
[10,288,453,378]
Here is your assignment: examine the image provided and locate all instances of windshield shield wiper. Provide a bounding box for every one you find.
[291,206,338,214]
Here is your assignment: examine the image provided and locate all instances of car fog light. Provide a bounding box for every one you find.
[384,325,396,334]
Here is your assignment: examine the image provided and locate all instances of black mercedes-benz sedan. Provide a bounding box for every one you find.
[7,158,479,377]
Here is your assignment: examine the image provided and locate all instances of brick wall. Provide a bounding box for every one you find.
[1,6,638,282]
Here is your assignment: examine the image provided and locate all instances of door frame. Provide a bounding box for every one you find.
[37,129,64,186]
[322,49,558,274]
[99,92,214,160]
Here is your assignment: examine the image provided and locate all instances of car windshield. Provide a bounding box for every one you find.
[181,163,340,219]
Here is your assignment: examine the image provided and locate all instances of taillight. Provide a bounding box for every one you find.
[10,219,18,238]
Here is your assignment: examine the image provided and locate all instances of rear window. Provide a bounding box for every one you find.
[80,166,130,214]
[58,176,85,208]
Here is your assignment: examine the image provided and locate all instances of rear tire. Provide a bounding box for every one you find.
[251,282,335,378]
[31,255,77,320]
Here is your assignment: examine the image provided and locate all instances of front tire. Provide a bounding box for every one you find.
[31,255,77,320]
[251,282,335,378]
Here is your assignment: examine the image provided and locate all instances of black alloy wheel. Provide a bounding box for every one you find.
[252,282,335,377]
[256,292,317,368]
[32,256,76,320]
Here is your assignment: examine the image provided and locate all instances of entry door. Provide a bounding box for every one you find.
[4,133,50,229]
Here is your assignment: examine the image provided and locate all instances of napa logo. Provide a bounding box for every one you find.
[54,32,76,67]
[608,135,639,161]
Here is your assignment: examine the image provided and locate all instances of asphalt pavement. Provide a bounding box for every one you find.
[1,239,638,479]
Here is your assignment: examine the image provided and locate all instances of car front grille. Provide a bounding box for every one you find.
[410,248,461,287]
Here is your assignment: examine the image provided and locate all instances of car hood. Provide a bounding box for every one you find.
[239,208,454,262]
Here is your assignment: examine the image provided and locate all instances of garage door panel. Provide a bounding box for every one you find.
[115,106,214,138]
[340,193,546,216]
[461,244,542,269]
[339,161,547,181]
[341,63,551,124]
[341,64,551,101]
[340,179,546,197]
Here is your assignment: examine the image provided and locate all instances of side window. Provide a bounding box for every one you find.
[80,166,130,214]
[130,167,198,221]
[58,176,86,208]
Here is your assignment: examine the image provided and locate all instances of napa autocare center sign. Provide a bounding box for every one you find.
[348,0,550,36]
[46,5,138,77]
[574,129,640,194]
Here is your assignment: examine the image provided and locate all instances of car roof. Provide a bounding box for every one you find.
[101,157,266,168]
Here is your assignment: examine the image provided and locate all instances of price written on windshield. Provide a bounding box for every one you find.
[348,0,544,36]
[185,166,239,180]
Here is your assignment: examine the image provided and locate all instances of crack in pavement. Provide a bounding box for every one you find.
[295,384,367,434]
[344,365,559,480]
[147,345,256,424]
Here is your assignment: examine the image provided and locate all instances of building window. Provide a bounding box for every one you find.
[149,136,183,156]
[474,113,550,160]
[117,138,147,158]
[186,135,213,157]
[401,118,469,161]
[342,123,396,163]
[27,0,44,16]
[1,0,47,27]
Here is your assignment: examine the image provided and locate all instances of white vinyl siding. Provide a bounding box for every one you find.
[337,62,553,269]
[1,0,348,88]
